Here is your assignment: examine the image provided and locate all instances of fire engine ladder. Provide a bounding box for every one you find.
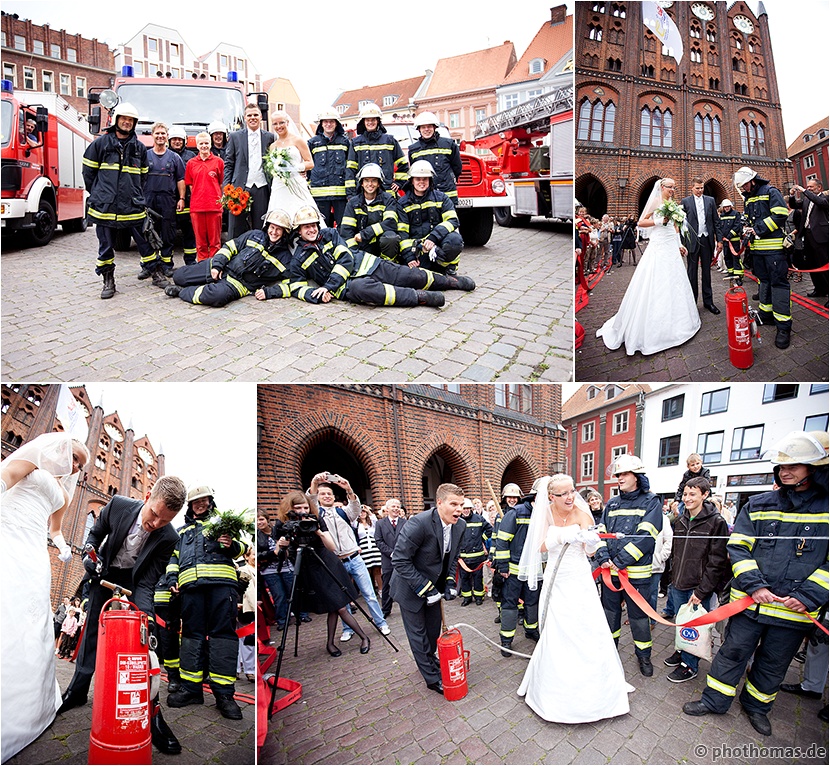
[474,85,573,139]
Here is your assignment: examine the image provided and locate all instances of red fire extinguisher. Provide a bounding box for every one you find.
[725,281,754,369]
[437,627,470,701]
[88,582,152,765]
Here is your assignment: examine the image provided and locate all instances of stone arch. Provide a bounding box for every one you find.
[575,172,609,218]
[494,449,538,497]
[409,431,479,510]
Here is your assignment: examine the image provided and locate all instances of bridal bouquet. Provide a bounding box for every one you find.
[264,146,307,197]
[220,185,251,216]
[655,199,688,234]
[201,508,255,544]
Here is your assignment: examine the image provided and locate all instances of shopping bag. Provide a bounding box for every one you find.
[675,601,712,661]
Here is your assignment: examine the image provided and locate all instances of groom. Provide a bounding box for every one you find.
[681,178,721,315]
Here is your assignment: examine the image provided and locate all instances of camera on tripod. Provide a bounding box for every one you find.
[283,511,320,546]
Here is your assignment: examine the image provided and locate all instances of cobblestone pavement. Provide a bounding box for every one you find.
[7,655,255,765]
[260,590,826,765]
[575,248,829,382]
[1,220,572,383]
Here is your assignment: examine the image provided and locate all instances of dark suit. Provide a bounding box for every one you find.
[791,189,829,296]
[374,515,407,616]
[681,193,718,306]
[391,509,465,685]
[223,127,274,238]
[64,496,179,698]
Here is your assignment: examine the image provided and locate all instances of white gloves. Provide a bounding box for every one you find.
[426,589,442,605]
[53,533,72,562]
[574,529,602,547]
[545,526,601,548]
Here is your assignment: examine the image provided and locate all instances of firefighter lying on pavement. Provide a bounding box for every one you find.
[339,163,401,261]
[397,161,465,275]
[162,485,246,720]
[458,497,493,606]
[594,454,663,677]
[164,209,294,306]
[683,430,829,737]
[288,205,475,308]
[82,101,169,299]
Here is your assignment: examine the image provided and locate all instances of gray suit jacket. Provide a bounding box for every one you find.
[681,194,718,254]
[374,515,407,570]
[223,128,275,189]
[390,508,465,611]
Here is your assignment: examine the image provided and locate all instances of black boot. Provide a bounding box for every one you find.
[774,327,791,349]
[167,687,204,707]
[638,655,654,677]
[500,638,513,658]
[416,290,445,308]
[445,274,476,291]
[151,269,170,289]
[165,284,182,298]
[151,706,181,754]
[166,667,182,694]
[461,597,473,606]
[100,271,116,300]
[215,694,243,720]
[57,687,88,714]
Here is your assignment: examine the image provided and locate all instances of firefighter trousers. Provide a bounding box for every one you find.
[95,224,154,275]
[176,208,197,264]
[343,261,455,307]
[701,611,809,715]
[416,231,464,272]
[172,261,250,307]
[499,574,540,640]
[753,249,792,330]
[179,584,239,697]
[154,598,182,673]
[458,553,487,599]
[600,576,652,658]
[145,192,177,264]
[313,197,347,229]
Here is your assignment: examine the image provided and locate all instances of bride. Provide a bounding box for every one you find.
[596,178,701,355]
[516,475,633,723]
[1,432,90,761]
[266,110,322,222]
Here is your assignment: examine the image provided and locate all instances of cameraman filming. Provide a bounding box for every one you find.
[275,491,370,657]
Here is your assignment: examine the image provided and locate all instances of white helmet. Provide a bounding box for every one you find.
[359,103,383,120]
[763,431,827,466]
[501,482,521,498]
[734,166,757,188]
[720,198,734,208]
[264,208,292,231]
[112,101,139,121]
[168,126,187,141]
[292,205,322,228]
[357,163,384,183]
[611,454,646,475]
[187,484,214,503]
[462,498,474,509]
[409,160,435,178]
[207,120,227,136]
[808,431,830,466]
[414,111,440,129]
[317,108,340,122]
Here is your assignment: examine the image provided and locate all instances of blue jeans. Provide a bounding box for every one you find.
[648,572,662,612]
[262,570,308,626]
[669,587,716,672]
[340,555,388,635]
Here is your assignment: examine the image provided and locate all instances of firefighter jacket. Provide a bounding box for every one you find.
[397,182,460,262]
[408,135,463,200]
[162,511,244,591]
[458,511,493,559]
[82,126,148,228]
[717,209,744,244]
[727,470,828,628]
[340,190,399,250]
[211,228,292,297]
[290,228,381,302]
[493,497,534,576]
[670,500,731,600]
[594,475,662,581]
[741,177,788,254]
[345,122,407,194]
[308,123,350,199]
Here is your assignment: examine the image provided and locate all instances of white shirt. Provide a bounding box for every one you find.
[441,519,452,553]
[245,129,267,188]
[695,194,707,237]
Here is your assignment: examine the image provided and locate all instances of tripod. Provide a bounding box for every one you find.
[267,540,398,719]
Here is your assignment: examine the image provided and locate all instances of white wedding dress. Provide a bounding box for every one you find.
[596,211,701,355]
[267,144,320,220]
[517,529,633,723]
[1,469,66,761]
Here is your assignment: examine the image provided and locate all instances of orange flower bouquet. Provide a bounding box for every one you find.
[220,184,251,216]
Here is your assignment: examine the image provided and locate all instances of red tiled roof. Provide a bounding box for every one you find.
[787,116,829,158]
[502,13,573,85]
[333,75,425,120]
[423,41,517,97]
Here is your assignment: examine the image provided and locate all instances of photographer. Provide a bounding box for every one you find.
[276,491,370,657]
[258,511,310,630]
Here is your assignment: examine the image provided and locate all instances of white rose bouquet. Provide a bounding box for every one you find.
[655,199,688,234]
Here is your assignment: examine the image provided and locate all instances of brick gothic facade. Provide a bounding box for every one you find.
[575,1,790,217]
[257,385,566,516]
[1,384,165,607]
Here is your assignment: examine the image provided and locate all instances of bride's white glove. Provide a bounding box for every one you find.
[545,525,580,549]
[53,533,72,562]
[574,529,602,547]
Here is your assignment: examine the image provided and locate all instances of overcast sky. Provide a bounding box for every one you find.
[82,383,256,517]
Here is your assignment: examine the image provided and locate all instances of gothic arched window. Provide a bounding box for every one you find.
[577,98,616,143]
[694,114,722,152]
[640,106,672,148]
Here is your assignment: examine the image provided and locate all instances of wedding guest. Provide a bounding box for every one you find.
[790,179,829,299]
[375,498,407,619]
[355,506,383,594]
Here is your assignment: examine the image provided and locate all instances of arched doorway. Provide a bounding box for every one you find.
[300,435,371,505]
[500,457,534,497]
[704,179,729,207]
[421,445,471,512]
[575,174,608,218]
[637,176,661,216]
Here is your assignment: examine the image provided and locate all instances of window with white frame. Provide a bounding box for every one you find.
[612,410,629,434]
[803,155,815,169]
[42,70,54,93]
[612,445,627,461]
[23,66,35,89]
[15,35,26,51]
[133,61,144,76]
[75,76,86,98]
[475,107,486,124]
[3,63,16,86]
[581,452,594,478]
[529,58,545,75]
[336,104,348,114]
[358,100,373,109]
[582,422,595,442]
[504,93,520,109]
[527,88,543,99]
[33,40,45,55]
[383,95,397,107]
[1,31,5,47]
[66,47,77,62]
[50,43,60,58]
[449,112,460,128]
[60,73,71,95]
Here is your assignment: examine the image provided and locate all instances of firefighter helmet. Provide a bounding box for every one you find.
[501,483,521,498]
[207,120,227,136]
[733,166,757,188]
[264,208,292,231]
[317,108,341,122]
[611,453,646,475]
[292,205,322,228]
[112,102,139,122]
[409,160,435,178]
[187,484,214,503]
[807,431,829,466]
[530,477,546,495]
[359,103,383,120]
[720,198,734,208]
[764,431,827,466]
[414,111,440,129]
[357,163,384,183]
[168,126,187,141]
[462,498,474,509]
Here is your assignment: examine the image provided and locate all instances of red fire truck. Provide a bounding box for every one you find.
[467,85,573,228]
[1,81,92,246]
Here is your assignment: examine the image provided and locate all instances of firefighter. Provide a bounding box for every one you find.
[684,431,829,737]
[397,161,465,275]
[490,484,522,624]
[408,111,463,203]
[165,485,245,720]
[458,497,493,606]
[168,127,197,265]
[308,108,350,227]
[82,101,167,298]
[345,103,407,196]
[734,166,792,349]
[494,480,541,656]
[717,199,745,283]
[289,205,475,308]
[208,120,228,161]
[593,454,663,677]
[164,209,294,306]
[340,163,401,261]
[153,572,182,694]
